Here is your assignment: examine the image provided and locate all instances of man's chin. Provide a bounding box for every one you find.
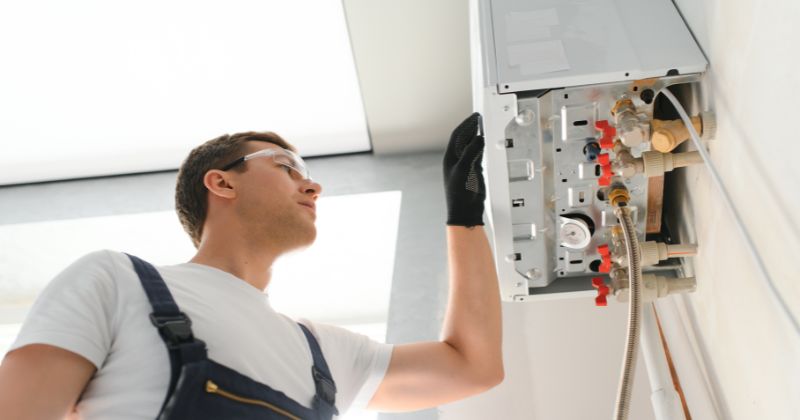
[301,233,317,247]
[272,218,316,251]
[293,226,317,248]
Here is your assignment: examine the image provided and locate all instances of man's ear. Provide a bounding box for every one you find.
[204,169,237,200]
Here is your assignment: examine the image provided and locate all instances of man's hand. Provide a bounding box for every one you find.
[443,112,486,227]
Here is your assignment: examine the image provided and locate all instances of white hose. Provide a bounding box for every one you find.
[659,89,800,336]
[670,151,703,169]
[665,244,697,257]
[613,204,643,420]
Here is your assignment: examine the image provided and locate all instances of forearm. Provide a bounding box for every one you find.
[368,114,500,410]
[441,226,503,382]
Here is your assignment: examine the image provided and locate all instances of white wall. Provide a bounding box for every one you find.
[667,0,800,418]
[440,300,656,420]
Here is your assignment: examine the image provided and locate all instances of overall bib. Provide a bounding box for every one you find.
[126,254,339,420]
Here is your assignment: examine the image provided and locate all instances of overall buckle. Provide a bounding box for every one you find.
[149,312,194,348]
[312,366,338,412]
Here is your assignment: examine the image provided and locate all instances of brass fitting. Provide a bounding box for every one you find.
[650,116,703,152]
[613,149,641,178]
[610,225,624,246]
[611,98,647,147]
[611,98,634,117]
[608,188,630,207]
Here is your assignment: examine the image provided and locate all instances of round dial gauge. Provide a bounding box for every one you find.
[559,217,592,249]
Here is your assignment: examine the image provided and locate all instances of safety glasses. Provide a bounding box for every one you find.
[220,148,311,180]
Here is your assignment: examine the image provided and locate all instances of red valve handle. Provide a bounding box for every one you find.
[597,244,612,273]
[592,277,609,306]
[598,163,613,186]
[595,120,616,150]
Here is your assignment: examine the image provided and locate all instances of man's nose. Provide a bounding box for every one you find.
[301,179,322,198]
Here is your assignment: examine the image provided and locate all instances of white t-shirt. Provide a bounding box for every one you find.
[10,250,393,419]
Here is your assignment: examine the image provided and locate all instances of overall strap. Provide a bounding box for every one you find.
[125,254,207,412]
[298,323,339,418]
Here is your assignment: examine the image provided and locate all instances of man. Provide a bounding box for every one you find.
[0,113,502,419]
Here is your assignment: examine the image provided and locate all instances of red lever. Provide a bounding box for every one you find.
[597,153,610,165]
[592,277,609,306]
[595,120,616,149]
[598,163,613,187]
[597,244,612,273]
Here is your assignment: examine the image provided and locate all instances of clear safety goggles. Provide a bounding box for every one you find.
[221,148,311,180]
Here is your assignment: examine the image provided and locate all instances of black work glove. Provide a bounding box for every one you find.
[443,112,486,226]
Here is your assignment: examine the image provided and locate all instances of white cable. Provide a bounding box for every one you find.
[660,89,800,336]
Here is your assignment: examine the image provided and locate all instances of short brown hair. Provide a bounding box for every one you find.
[175,131,295,248]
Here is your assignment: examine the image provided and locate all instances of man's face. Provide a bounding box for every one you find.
[231,141,322,250]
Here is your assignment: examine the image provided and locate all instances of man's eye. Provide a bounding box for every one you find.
[274,156,293,166]
[280,164,301,179]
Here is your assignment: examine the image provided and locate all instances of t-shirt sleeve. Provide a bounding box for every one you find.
[9,250,120,369]
[299,320,394,414]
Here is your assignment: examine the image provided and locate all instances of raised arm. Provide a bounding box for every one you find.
[368,113,503,411]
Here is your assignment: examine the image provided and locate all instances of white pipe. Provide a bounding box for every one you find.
[665,244,697,258]
[641,303,686,420]
[659,89,800,336]
[670,151,703,169]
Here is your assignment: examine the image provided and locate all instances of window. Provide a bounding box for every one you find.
[0,0,370,185]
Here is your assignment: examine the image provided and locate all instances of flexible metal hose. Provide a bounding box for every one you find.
[613,204,643,420]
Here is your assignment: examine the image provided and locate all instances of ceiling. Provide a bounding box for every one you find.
[343,0,473,155]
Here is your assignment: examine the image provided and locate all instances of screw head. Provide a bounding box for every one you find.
[515,109,536,126]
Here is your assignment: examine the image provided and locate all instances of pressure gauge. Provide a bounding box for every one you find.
[559,216,592,249]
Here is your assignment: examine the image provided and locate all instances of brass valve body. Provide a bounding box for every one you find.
[650,116,703,152]
[608,188,631,207]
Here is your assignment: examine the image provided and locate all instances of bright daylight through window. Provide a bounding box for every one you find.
[0,0,371,185]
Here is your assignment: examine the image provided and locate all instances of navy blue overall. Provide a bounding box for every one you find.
[126,254,339,420]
